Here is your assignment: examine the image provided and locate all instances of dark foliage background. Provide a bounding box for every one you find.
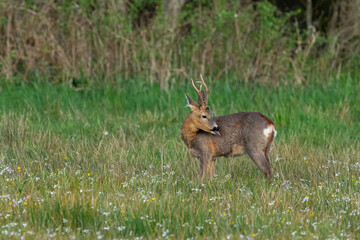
[0,0,359,89]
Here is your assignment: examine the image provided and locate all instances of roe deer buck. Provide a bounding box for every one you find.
[181,76,276,181]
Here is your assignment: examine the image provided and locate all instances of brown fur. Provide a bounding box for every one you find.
[208,140,219,155]
[181,115,198,147]
[230,144,245,156]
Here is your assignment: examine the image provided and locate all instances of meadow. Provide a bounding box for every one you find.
[0,76,359,239]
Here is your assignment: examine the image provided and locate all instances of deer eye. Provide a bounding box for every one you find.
[201,115,207,119]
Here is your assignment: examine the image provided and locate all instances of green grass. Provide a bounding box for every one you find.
[0,77,359,239]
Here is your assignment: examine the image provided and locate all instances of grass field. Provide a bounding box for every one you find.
[0,77,359,239]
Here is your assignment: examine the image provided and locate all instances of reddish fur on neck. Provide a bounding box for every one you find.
[181,113,198,147]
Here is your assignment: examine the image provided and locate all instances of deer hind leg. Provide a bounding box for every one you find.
[246,150,273,182]
[264,142,274,176]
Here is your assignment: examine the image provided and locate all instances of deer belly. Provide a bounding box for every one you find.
[228,144,245,157]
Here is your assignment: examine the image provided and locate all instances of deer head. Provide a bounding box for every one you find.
[185,75,221,136]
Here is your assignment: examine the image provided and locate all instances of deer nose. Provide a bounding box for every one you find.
[211,126,219,132]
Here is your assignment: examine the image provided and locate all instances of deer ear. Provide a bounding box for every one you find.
[185,93,199,111]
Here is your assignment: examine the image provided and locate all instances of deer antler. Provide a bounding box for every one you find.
[191,75,210,106]
[191,78,204,105]
[196,75,210,106]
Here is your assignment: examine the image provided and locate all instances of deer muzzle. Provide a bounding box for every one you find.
[211,126,221,136]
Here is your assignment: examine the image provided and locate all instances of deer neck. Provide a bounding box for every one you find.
[181,113,198,147]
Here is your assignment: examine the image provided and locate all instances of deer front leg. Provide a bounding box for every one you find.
[209,157,216,178]
[199,153,213,178]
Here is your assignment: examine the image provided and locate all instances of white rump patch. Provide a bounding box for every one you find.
[264,125,276,138]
